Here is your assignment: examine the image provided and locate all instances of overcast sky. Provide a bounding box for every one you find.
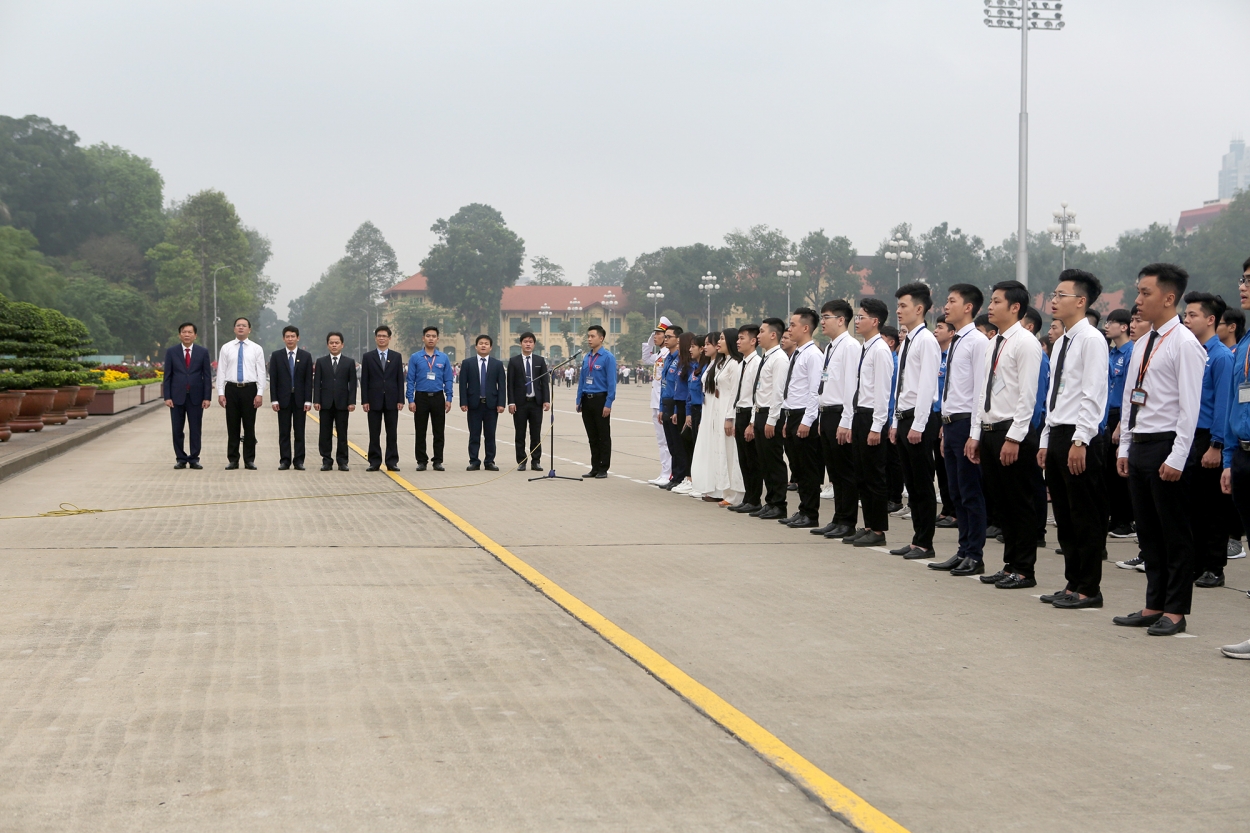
[2,0,1247,312]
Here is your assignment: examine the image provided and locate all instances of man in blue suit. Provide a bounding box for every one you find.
[162,322,213,469]
[459,334,506,471]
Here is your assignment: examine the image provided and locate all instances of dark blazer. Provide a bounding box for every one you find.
[313,354,358,409]
[162,343,213,406]
[459,355,506,409]
[506,353,550,406]
[360,349,404,409]
[268,347,313,406]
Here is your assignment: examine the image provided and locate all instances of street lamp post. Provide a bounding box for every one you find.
[983,0,1067,291]
[778,260,801,313]
[211,264,232,358]
[698,272,720,330]
[538,303,552,351]
[567,297,582,355]
[1048,202,1081,271]
[882,234,914,289]
[601,291,618,341]
[646,283,665,325]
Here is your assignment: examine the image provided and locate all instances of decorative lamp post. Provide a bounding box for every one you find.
[538,302,552,344]
[1047,203,1080,271]
[698,272,720,330]
[983,0,1068,290]
[778,260,801,313]
[882,234,914,289]
[646,283,665,325]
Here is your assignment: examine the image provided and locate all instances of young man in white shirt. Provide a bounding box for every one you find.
[779,308,825,529]
[216,316,268,470]
[889,283,943,558]
[748,318,789,519]
[1037,270,1111,609]
[1114,264,1208,636]
[812,300,859,539]
[843,298,894,547]
[729,324,763,513]
[966,281,1044,589]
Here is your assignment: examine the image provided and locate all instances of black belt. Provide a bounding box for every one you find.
[416,390,443,396]
[897,408,916,420]
[855,407,874,416]
[1132,431,1176,444]
[980,419,1014,433]
[1239,441,1250,452]
[478,397,488,403]
[225,381,256,387]
[820,404,844,413]
[584,391,607,397]
[737,406,753,413]
[941,412,971,424]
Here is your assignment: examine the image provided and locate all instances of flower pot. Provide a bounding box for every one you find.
[67,385,97,419]
[41,386,80,426]
[0,391,26,441]
[10,389,56,432]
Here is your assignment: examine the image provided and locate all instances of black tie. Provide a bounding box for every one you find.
[895,332,916,402]
[1128,329,1159,430]
[942,334,961,403]
[852,342,869,409]
[752,352,771,406]
[817,342,835,395]
[782,346,802,401]
[480,358,487,387]
[1049,334,1071,411]
[735,355,752,405]
[984,335,1005,411]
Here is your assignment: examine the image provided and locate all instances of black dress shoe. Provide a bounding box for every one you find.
[811,522,841,536]
[278,463,290,471]
[787,515,818,529]
[416,463,428,471]
[1053,593,1103,609]
[1147,615,1185,636]
[433,463,445,471]
[244,463,257,470]
[935,515,957,529]
[338,464,349,471]
[466,464,480,471]
[531,463,543,472]
[388,465,401,471]
[188,462,203,470]
[484,464,498,471]
[951,557,985,576]
[928,554,962,571]
[841,527,868,544]
[586,469,599,478]
[853,531,886,547]
[293,463,304,470]
[824,524,854,539]
[995,533,1005,544]
[888,544,914,555]
[979,569,1010,584]
[517,463,527,472]
[986,525,1002,537]
[594,472,608,479]
[902,547,936,560]
[995,573,1037,589]
[886,501,904,514]
[787,483,798,491]
[225,462,239,470]
[747,506,767,517]
[1113,610,1164,627]
[367,466,381,472]
[1195,571,1225,588]
[321,463,333,471]
[174,461,187,469]
[1039,589,1073,604]
[778,512,804,525]
[756,507,784,520]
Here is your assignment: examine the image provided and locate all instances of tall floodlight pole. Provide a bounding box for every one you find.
[882,234,914,290]
[646,283,665,325]
[984,0,1067,290]
[779,260,801,313]
[211,265,232,359]
[698,272,720,330]
[1048,203,1080,271]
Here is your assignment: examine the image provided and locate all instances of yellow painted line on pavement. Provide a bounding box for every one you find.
[326,421,909,833]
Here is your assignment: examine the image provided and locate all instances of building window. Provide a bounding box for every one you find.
[510,318,523,333]
[550,345,563,360]
[509,345,522,357]
[687,318,700,332]
[609,317,621,334]
[445,347,457,363]
[569,317,581,332]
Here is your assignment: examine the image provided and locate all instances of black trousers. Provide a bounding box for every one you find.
[513,399,544,465]
[1184,429,1228,577]
[318,406,350,466]
[466,404,499,466]
[934,432,953,517]
[754,408,787,512]
[852,408,888,531]
[1045,426,1107,597]
[1128,436,1194,615]
[886,434,904,504]
[662,400,689,482]
[819,406,857,526]
[412,391,446,465]
[897,412,939,548]
[942,417,986,561]
[1228,448,1250,550]
[1105,408,1134,529]
[682,403,702,466]
[276,402,306,466]
[979,428,1039,576]
[580,391,611,472]
[224,382,258,464]
[366,404,400,468]
[783,409,822,521]
[170,400,204,463]
[734,407,762,506]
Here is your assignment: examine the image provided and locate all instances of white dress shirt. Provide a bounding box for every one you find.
[754,345,787,425]
[850,334,894,433]
[1040,318,1109,448]
[216,338,268,397]
[1117,316,1207,471]
[818,331,858,409]
[971,321,1043,442]
[734,351,761,411]
[781,340,823,427]
[891,325,941,433]
[940,321,989,417]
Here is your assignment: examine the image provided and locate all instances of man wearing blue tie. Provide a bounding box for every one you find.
[507,332,550,471]
[162,322,213,469]
[216,317,268,470]
[576,325,617,478]
[458,334,505,471]
[268,326,313,470]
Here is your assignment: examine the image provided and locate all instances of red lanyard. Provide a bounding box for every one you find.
[1135,326,1175,389]
[422,352,437,373]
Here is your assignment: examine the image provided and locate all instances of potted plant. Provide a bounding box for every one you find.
[67,384,97,419]
[0,390,24,441]
[9,388,55,432]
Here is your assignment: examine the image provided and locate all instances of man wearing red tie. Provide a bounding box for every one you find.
[162,322,213,469]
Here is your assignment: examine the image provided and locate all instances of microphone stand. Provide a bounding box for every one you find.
[529,350,584,482]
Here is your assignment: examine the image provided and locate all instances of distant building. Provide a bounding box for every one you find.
[1177,199,1231,236]
[1219,137,1249,200]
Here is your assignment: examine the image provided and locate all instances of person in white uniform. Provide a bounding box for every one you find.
[644,317,673,485]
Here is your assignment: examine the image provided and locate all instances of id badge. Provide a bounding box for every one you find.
[1130,388,1148,406]
[586,376,594,385]
[426,372,436,381]
[821,371,829,382]
[1239,383,1250,404]
[992,375,1005,396]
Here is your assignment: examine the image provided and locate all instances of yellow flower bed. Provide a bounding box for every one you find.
[98,369,129,383]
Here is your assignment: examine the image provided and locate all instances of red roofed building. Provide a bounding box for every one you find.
[1177,199,1230,235]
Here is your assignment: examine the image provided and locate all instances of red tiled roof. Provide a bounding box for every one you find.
[382,273,428,296]
[501,285,628,313]
[1177,202,1228,234]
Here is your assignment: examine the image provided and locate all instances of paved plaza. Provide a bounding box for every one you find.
[2,382,1249,832]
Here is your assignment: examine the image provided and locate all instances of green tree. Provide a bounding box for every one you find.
[917,222,986,297]
[529,255,570,286]
[82,143,165,251]
[389,299,465,355]
[422,203,525,338]
[0,226,62,306]
[865,223,919,298]
[588,257,628,286]
[723,225,793,317]
[288,259,363,354]
[344,220,401,303]
[54,273,159,356]
[73,235,150,293]
[796,230,858,308]
[1182,190,1250,301]
[0,115,95,256]
[623,244,736,324]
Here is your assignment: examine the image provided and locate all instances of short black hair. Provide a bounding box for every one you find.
[475,333,493,346]
[858,298,889,328]
[1223,308,1246,341]
[761,317,787,338]
[234,316,251,327]
[738,324,760,341]
[177,322,197,334]
[326,331,344,343]
[1058,268,1102,308]
[948,283,984,316]
[1138,263,1189,303]
[975,313,997,334]
[1085,309,1102,326]
[1243,255,1250,273]
[282,325,299,337]
[587,324,606,338]
[895,282,933,313]
[1184,291,1227,324]
[879,325,900,348]
[519,331,536,343]
[1106,308,1131,325]
[991,280,1029,321]
[792,307,818,332]
[934,313,950,329]
[1130,304,1140,318]
[375,324,392,336]
[820,299,853,324]
[423,325,439,336]
[1022,307,1043,333]
[668,325,684,337]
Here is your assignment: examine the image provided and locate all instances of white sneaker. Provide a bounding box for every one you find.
[820,485,835,500]
[1220,639,1250,659]
[901,510,912,520]
[649,475,669,486]
[672,480,693,495]
[890,503,909,517]
[689,491,703,499]
[1228,539,1247,559]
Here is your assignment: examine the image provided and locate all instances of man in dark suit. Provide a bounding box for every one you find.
[268,325,314,470]
[506,331,550,471]
[359,324,404,471]
[312,331,357,471]
[459,334,506,471]
[162,322,213,469]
